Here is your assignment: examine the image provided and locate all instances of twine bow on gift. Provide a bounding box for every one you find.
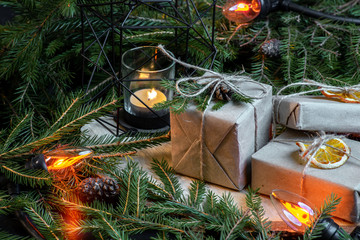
[275,131,356,196]
[157,45,269,106]
[158,45,269,183]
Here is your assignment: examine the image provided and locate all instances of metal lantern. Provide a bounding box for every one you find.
[78,0,217,135]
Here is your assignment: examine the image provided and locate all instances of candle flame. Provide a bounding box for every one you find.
[46,151,91,170]
[147,88,158,101]
[280,199,313,227]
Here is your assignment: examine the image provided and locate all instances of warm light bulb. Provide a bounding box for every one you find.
[271,189,315,232]
[223,0,261,23]
[45,147,92,170]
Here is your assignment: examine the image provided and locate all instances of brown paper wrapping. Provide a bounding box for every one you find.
[274,95,360,133]
[251,130,360,222]
[171,83,272,190]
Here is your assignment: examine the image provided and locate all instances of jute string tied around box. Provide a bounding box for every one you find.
[273,79,360,138]
[274,131,360,196]
[158,45,269,182]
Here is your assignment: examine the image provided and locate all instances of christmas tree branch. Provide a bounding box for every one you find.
[49,97,79,131]
[225,208,250,240]
[0,99,118,158]
[26,206,60,240]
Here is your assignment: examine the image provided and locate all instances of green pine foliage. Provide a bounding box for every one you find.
[0,230,34,240]
[0,0,356,238]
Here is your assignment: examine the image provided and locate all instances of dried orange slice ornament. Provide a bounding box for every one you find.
[296,138,350,169]
[321,89,360,103]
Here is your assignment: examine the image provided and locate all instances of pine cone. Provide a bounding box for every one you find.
[212,83,233,101]
[77,176,120,203]
[261,39,281,57]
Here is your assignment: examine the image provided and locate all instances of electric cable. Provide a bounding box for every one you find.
[282,0,360,25]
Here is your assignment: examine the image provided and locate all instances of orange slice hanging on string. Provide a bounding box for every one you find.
[296,138,350,169]
[321,89,360,103]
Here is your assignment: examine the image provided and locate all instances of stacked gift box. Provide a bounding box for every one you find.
[170,77,360,223]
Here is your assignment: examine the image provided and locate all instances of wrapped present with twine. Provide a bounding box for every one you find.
[251,129,360,222]
[171,92,272,190]
[274,79,360,133]
[157,45,273,190]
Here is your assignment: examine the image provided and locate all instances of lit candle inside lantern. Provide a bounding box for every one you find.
[129,88,167,117]
[121,46,175,129]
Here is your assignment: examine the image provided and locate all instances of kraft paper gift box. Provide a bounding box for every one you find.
[170,83,272,190]
[251,130,360,222]
[274,95,360,133]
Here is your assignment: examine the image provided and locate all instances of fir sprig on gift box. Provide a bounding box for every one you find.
[156,78,253,113]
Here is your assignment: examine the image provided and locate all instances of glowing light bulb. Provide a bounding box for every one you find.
[271,189,315,232]
[45,147,92,171]
[223,0,261,23]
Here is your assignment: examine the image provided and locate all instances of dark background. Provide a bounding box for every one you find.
[0,5,14,25]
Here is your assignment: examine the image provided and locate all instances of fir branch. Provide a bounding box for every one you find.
[151,158,183,200]
[0,195,13,214]
[187,180,206,208]
[0,98,119,158]
[99,215,125,239]
[147,179,173,199]
[203,190,219,215]
[0,230,34,240]
[225,208,250,240]
[55,197,186,235]
[1,112,32,153]
[122,166,134,215]
[116,161,149,217]
[91,151,136,159]
[25,206,60,240]
[303,193,342,240]
[0,164,51,188]
[0,1,63,80]
[48,97,79,131]
[246,188,273,240]
[87,131,170,150]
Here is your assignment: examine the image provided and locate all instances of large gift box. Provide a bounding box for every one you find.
[274,95,360,133]
[252,130,360,222]
[170,83,272,190]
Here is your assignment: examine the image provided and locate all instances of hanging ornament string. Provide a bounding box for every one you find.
[158,45,268,181]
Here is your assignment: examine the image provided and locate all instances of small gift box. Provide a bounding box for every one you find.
[251,129,360,222]
[170,83,272,190]
[274,95,360,133]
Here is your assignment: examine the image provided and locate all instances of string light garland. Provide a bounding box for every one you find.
[271,189,360,240]
[223,0,360,24]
